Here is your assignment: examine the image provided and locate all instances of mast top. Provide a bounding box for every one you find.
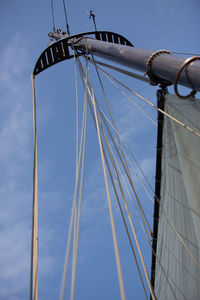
[33,31,133,76]
[89,10,97,32]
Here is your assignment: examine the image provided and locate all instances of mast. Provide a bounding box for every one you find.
[34,31,200,91]
[150,87,165,296]
[73,37,200,91]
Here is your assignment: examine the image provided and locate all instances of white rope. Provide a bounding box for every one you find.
[81,60,153,236]
[70,69,88,300]
[60,192,76,300]
[74,52,79,171]
[97,119,156,300]
[78,56,158,300]
[71,51,79,300]
[76,56,127,300]
[92,93,181,299]
[172,51,200,56]
[60,59,88,300]
[78,56,182,299]
[85,56,152,236]
[30,74,39,300]
[96,100,152,236]
[88,58,157,127]
[92,61,200,271]
[96,65,200,137]
[90,63,200,263]
[89,56,155,232]
[107,140,178,299]
[90,88,126,300]
[99,120,149,300]
[94,102,155,200]
[97,104,156,300]
[88,57,151,83]
[82,56,191,299]
[96,100,200,270]
[86,58,185,298]
[81,65,149,298]
[94,106,177,299]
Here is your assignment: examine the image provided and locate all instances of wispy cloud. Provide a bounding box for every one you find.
[0,32,156,299]
[0,32,49,299]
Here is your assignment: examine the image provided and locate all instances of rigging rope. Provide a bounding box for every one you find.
[83,56,147,240]
[172,51,200,56]
[110,145,179,299]
[101,65,200,268]
[85,71,182,298]
[74,53,79,172]
[31,34,200,300]
[62,0,70,35]
[70,59,88,300]
[60,193,76,300]
[96,88,200,275]
[90,53,133,193]
[88,57,150,84]
[78,56,159,300]
[80,60,149,298]
[91,52,148,182]
[60,61,87,300]
[59,55,187,299]
[86,57,197,298]
[92,101,156,201]
[96,65,200,137]
[85,54,152,237]
[108,142,178,299]
[99,116,149,300]
[79,88,149,298]
[50,0,56,32]
[88,58,157,127]
[90,77,126,300]
[30,74,39,300]
[96,116,156,299]
[91,75,156,300]
[71,94,87,300]
[58,53,200,300]
[89,54,156,232]
[96,99,153,237]
[76,57,126,300]
[95,61,200,269]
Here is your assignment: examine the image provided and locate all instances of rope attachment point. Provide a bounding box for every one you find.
[174,56,200,99]
[145,50,172,86]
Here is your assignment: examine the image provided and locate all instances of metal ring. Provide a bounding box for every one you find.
[145,50,172,86]
[174,56,200,99]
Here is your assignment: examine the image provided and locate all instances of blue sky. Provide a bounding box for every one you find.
[0,1,199,299]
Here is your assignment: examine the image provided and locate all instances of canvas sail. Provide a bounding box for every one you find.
[154,94,200,299]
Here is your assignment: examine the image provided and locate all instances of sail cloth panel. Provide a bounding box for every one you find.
[155,94,200,299]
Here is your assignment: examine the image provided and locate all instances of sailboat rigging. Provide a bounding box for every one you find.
[30,5,200,299]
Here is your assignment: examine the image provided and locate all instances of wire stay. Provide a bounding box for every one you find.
[50,0,56,32]
[62,0,70,35]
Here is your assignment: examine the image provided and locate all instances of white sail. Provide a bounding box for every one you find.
[155,94,200,299]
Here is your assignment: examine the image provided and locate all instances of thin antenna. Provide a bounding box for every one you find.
[89,10,97,31]
[51,0,56,32]
[62,0,70,35]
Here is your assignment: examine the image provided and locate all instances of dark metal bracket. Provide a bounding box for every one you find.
[33,31,133,76]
